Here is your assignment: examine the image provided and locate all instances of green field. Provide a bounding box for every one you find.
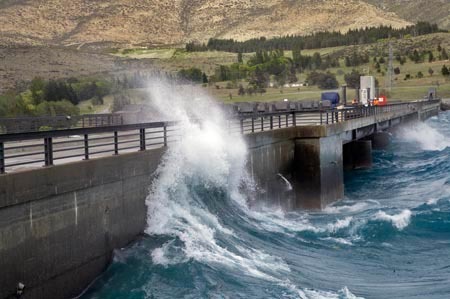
[87,33,450,109]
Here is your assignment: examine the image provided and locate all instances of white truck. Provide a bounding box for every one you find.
[359,76,376,106]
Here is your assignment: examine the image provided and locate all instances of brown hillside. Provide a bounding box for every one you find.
[0,0,410,47]
[365,0,450,30]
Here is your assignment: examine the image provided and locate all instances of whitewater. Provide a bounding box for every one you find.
[81,82,450,299]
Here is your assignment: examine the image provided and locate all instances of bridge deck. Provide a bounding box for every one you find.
[0,100,440,174]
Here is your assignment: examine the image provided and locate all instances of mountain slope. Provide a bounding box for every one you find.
[0,0,411,47]
[364,0,450,30]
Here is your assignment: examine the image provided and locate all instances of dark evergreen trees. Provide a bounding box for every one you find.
[344,70,361,89]
[187,22,441,53]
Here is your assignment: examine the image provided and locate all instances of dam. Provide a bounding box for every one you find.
[0,99,441,298]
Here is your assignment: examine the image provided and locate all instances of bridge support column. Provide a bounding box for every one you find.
[370,132,390,149]
[293,135,344,209]
[343,140,372,170]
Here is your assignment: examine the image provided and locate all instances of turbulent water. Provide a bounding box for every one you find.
[80,84,450,299]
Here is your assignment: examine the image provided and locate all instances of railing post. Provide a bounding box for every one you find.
[114,131,119,155]
[251,118,255,133]
[270,116,273,130]
[240,119,244,134]
[84,134,89,160]
[0,142,5,174]
[326,112,329,124]
[44,137,53,166]
[278,115,281,128]
[261,117,264,131]
[285,114,288,127]
[140,128,146,151]
[163,125,168,146]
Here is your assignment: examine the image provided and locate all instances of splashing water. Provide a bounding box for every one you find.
[398,121,450,151]
[81,85,450,299]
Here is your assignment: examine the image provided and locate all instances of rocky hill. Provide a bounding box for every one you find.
[0,0,413,48]
[365,0,450,31]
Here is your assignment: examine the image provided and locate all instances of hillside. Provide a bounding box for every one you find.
[365,0,450,30]
[0,0,411,48]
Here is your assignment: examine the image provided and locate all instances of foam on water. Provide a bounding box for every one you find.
[374,209,412,230]
[398,122,450,151]
[143,79,296,285]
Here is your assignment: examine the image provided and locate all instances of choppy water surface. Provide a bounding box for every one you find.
[81,87,450,298]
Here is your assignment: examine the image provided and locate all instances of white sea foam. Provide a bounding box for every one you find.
[320,237,353,246]
[144,78,290,281]
[398,122,450,151]
[374,209,412,230]
[326,217,353,233]
[299,286,364,299]
[426,197,439,205]
[324,202,371,214]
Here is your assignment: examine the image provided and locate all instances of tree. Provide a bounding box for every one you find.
[178,67,203,82]
[318,73,339,89]
[237,52,243,64]
[375,62,381,72]
[411,49,421,63]
[428,51,434,62]
[442,48,449,60]
[394,67,401,75]
[238,84,245,96]
[288,66,298,83]
[35,100,80,116]
[202,72,208,84]
[428,67,434,76]
[442,65,450,76]
[307,71,339,89]
[249,66,269,89]
[30,77,45,105]
[344,69,361,89]
[417,71,424,78]
[379,56,386,64]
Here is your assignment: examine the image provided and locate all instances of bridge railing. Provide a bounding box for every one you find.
[0,100,439,173]
[0,121,179,174]
[0,114,124,134]
[234,100,436,133]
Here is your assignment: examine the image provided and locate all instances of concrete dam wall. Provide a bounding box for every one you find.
[0,100,440,298]
[0,149,165,299]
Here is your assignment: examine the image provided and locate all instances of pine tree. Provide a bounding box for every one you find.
[442,65,449,76]
[237,52,243,64]
[442,48,449,60]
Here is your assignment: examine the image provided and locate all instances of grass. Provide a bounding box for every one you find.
[78,95,114,114]
[106,33,450,104]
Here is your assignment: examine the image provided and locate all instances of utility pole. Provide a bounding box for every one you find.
[386,38,394,92]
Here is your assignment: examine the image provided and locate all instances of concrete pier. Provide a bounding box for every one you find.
[294,136,344,209]
[343,140,373,170]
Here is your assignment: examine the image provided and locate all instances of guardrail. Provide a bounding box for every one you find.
[0,100,440,174]
[0,122,179,174]
[0,114,124,134]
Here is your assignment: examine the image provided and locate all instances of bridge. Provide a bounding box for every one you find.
[0,99,441,299]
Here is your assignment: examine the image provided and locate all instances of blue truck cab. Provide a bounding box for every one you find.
[321,92,340,109]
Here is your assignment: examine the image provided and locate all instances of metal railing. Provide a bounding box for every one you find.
[0,100,440,174]
[0,122,179,174]
[0,114,124,134]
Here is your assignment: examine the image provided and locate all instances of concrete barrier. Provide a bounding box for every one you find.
[0,149,165,299]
